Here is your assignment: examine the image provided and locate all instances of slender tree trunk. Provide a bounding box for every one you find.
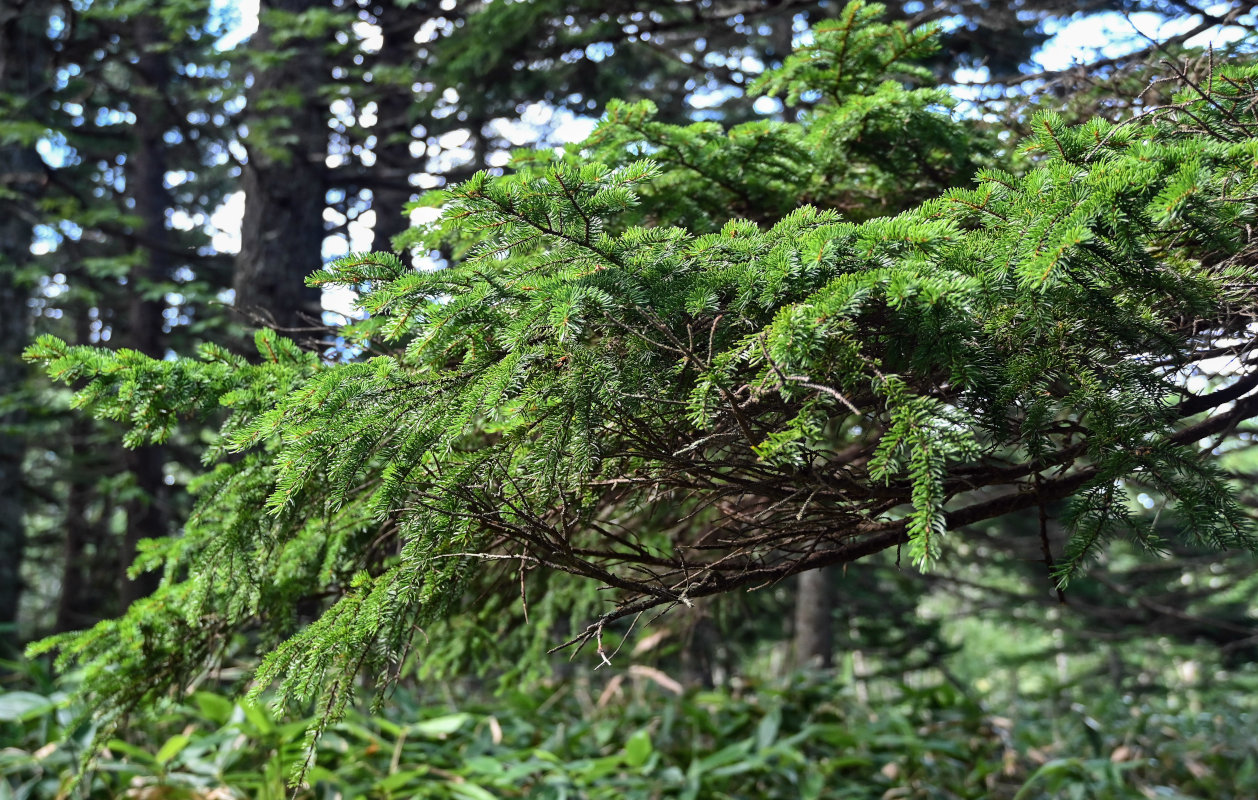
[0,254,29,657]
[679,605,718,688]
[119,14,173,606]
[55,418,106,632]
[233,0,327,333]
[0,0,48,658]
[368,1,421,252]
[792,567,835,669]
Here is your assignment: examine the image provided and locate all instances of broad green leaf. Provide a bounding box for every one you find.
[756,708,782,751]
[104,739,157,765]
[239,701,276,735]
[449,782,498,800]
[624,729,653,768]
[192,691,234,724]
[377,768,430,792]
[412,712,472,738]
[153,734,191,766]
[0,692,56,722]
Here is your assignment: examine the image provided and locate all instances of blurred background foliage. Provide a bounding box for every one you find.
[5,626,1258,799]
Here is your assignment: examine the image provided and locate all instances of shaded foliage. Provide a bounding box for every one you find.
[4,659,1258,799]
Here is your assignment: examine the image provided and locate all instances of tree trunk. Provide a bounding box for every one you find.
[792,567,835,670]
[0,253,29,657]
[119,13,174,606]
[679,605,718,688]
[0,0,49,658]
[233,0,327,334]
[55,418,113,632]
[367,1,421,252]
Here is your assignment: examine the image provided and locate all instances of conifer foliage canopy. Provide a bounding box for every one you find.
[25,1,1258,753]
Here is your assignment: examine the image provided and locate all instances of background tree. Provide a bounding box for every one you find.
[0,0,50,659]
[0,0,242,639]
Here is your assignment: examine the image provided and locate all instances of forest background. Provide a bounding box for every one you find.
[4,0,1258,797]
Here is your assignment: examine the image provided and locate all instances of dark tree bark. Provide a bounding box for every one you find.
[54,418,120,632]
[792,567,835,670]
[232,0,327,333]
[366,1,421,252]
[118,13,174,606]
[0,235,31,657]
[0,0,49,658]
[679,605,719,688]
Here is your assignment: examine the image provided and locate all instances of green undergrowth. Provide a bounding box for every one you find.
[4,662,1257,800]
